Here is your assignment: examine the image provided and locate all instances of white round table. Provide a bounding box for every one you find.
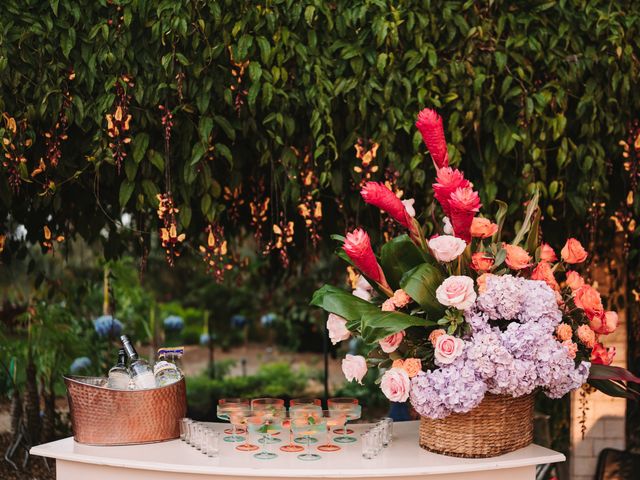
[30,420,564,480]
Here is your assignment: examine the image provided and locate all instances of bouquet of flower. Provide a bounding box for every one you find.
[311,108,639,420]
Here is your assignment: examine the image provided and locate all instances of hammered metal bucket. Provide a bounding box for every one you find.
[64,375,187,445]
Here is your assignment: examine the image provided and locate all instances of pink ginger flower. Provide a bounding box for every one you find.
[343,228,390,290]
[361,182,412,228]
[416,108,449,169]
[432,168,470,217]
[448,187,481,242]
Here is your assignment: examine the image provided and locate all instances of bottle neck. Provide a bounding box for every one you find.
[120,335,139,361]
[117,349,127,367]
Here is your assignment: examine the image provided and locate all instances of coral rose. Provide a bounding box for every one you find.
[576,324,596,348]
[591,343,616,366]
[381,299,396,311]
[343,228,390,289]
[380,367,411,402]
[561,238,588,264]
[327,313,350,345]
[434,334,465,365]
[476,273,494,294]
[539,243,558,263]
[361,182,412,228]
[341,354,368,384]
[470,217,498,238]
[531,261,559,291]
[470,252,494,272]
[563,340,578,359]
[428,235,467,263]
[574,285,604,318]
[428,328,446,346]
[565,271,585,291]
[416,108,449,169]
[556,323,573,342]
[391,289,412,309]
[402,358,422,378]
[392,359,404,369]
[379,330,405,353]
[436,276,477,310]
[590,311,618,335]
[503,244,533,270]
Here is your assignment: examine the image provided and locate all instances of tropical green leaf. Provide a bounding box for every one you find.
[399,263,445,319]
[309,285,380,331]
[361,310,436,343]
[380,234,430,289]
[588,379,640,400]
[493,200,508,242]
[512,190,540,246]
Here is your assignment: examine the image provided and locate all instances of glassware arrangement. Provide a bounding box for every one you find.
[361,419,393,459]
[180,418,220,457]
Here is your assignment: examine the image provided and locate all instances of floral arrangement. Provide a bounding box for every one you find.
[311,108,639,419]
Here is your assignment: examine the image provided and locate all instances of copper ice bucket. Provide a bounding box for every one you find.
[64,375,187,445]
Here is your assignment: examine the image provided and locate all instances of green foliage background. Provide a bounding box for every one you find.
[1,0,638,259]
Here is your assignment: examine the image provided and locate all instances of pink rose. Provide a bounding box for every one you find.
[436,276,477,310]
[341,354,367,384]
[380,367,411,402]
[379,330,405,353]
[589,311,618,335]
[576,324,596,348]
[428,235,467,262]
[434,334,465,365]
[381,299,396,311]
[391,289,412,309]
[327,313,350,345]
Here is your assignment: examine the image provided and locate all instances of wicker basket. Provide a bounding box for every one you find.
[64,375,187,446]
[419,393,534,458]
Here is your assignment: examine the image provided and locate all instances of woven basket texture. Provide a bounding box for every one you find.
[64,375,187,446]
[419,392,534,458]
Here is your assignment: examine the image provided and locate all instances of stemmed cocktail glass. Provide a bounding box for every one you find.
[247,414,283,460]
[251,398,285,443]
[290,404,322,444]
[317,410,347,452]
[328,397,361,443]
[230,410,259,452]
[291,415,326,461]
[217,398,249,442]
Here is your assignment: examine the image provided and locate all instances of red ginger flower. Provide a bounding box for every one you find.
[416,108,449,169]
[343,228,390,290]
[591,342,616,365]
[448,186,481,242]
[432,168,470,217]
[361,182,412,228]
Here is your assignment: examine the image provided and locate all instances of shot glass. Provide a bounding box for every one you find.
[360,432,374,459]
[203,429,220,457]
[381,417,393,446]
[180,418,192,443]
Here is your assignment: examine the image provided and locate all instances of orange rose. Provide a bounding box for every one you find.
[503,244,532,270]
[531,261,559,290]
[574,285,603,318]
[470,252,494,272]
[589,310,618,335]
[591,342,615,365]
[556,323,573,342]
[477,273,494,294]
[428,328,446,347]
[392,359,405,369]
[565,271,585,291]
[402,358,422,378]
[561,238,588,264]
[576,324,596,348]
[470,217,499,238]
[539,243,557,263]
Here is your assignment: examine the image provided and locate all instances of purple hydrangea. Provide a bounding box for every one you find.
[409,275,590,418]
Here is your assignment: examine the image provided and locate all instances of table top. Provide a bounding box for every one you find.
[31,420,565,478]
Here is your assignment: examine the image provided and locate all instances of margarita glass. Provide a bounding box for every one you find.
[328,397,361,443]
[289,404,323,444]
[217,398,249,436]
[317,410,347,452]
[247,414,283,460]
[291,416,326,461]
[217,400,250,442]
[230,410,259,452]
[251,398,285,442]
